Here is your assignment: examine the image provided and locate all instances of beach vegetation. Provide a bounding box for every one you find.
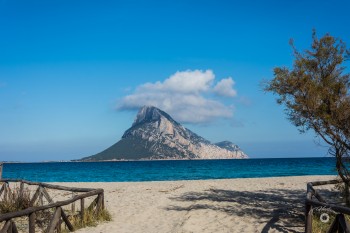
[312,213,336,233]
[312,212,350,233]
[0,183,111,232]
[312,213,335,233]
[61,207,112,232]
[264,30,350,203]
[0,184,31,213]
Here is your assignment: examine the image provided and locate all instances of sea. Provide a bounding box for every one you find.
[1,157,337,182]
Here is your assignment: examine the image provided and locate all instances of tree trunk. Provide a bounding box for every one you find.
[335,150,350,206]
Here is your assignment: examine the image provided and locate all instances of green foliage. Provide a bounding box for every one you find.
[266,31,350,137]
[264,31,350,183]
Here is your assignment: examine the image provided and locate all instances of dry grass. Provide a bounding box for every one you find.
[62,207,112,232]
[0,184,31,214]
[312,211,350,233]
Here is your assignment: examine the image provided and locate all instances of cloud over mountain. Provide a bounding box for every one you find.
[214,77,237,97]
[118,69,237,124]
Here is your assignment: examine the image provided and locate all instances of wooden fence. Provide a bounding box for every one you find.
[305,179,350,233]
[0,179,104,233]
[0,163,3,180]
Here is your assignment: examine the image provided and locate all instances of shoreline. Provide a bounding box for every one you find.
[52,175,337,185]
[2,156,333,164]
[50,175,336,233]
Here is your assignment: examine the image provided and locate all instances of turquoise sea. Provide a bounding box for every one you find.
[1,157,337,182]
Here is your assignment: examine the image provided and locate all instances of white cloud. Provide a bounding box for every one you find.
[118,69,238,124]
[214,77,237,97]
[141,70,215,94]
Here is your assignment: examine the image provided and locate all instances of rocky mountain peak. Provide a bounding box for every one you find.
[132,106,175,127]
[81,106,248,161]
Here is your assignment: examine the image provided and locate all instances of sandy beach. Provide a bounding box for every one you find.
[48,175,336,233]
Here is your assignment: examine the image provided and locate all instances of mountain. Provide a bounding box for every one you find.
[80,106,248,161]
[215,141,241,152]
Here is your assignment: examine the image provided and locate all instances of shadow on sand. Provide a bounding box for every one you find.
[165,188,314,233]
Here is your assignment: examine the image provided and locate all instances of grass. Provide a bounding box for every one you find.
[62,207,112,232]
[312,211,350,233]
[0,184,31,214]
[311,179,350,232]
[312,213,336,233]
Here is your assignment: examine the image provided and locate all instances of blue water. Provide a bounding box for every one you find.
[1,157,337,182]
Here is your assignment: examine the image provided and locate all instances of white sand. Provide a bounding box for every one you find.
[53,175,336,233]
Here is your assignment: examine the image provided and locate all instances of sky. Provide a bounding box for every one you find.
[0,0,349,162]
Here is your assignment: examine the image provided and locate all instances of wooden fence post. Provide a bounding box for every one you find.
[19,181,24,201]
[61,208,74,232]
[29,212,36,233]
[30,187,41,207]
[71,192,75,213]
[305,190,313,233]
[101,192,105,210]
[305,202,312,233]
[0,162,3,180]
[81,198,85,223]
[96,193,103,215]
[0,220,12,232]
[3,182,8,202]
[46,207,62,233]
[12,220,18,233]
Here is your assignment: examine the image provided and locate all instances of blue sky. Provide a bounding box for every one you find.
[0,0,349,161]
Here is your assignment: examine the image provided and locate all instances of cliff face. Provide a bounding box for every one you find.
[81,106,248,161]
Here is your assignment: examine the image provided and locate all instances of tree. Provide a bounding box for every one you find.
[265,31,350,201]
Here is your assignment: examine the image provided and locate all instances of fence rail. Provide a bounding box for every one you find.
[0,179,104,233]
[305,179,350,233]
